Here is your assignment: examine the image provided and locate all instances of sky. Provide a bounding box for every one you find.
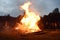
[0,0,60,17]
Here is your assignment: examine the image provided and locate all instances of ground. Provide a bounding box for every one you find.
[0,29,60,40]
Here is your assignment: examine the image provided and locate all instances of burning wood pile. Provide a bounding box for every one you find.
[15,2,42,34]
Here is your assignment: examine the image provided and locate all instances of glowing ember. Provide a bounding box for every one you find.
[15,2,41,33]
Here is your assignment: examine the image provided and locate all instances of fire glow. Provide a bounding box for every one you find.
[15,2,41,34]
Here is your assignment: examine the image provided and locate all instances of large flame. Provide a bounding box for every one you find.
[15,2,41,33]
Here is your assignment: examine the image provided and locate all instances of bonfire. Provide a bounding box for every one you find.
[15,2,41,34]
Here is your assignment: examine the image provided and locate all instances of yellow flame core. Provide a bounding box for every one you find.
[16,2,41,33]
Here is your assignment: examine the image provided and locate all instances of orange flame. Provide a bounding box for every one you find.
[15,2,41,33]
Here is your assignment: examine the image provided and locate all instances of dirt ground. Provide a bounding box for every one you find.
[0,29,60,40]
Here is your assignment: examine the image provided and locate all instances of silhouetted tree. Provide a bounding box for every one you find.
[43,8,60,29]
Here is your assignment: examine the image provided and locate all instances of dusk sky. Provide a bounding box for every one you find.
[0,0,60,17]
